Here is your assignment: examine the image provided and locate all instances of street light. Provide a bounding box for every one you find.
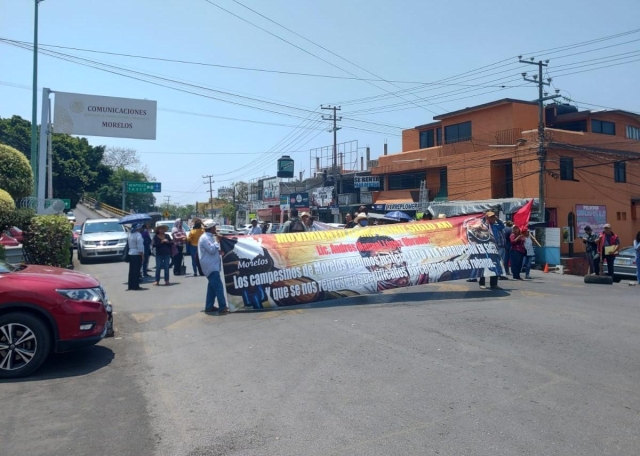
[30,0,46,197]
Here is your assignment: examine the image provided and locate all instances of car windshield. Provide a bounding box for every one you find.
[221,225,235,231]
[73,224,82,233]
[0,260,18,273]
[83,221,124,234]
[68,211,74,216]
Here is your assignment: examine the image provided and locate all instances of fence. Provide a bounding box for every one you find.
[81,196,130,218]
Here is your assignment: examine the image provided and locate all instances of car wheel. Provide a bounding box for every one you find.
[584,275,613,285]
[0,312,52,379]
[78,248,86,264]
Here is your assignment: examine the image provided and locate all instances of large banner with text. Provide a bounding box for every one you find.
[220,214,502,310]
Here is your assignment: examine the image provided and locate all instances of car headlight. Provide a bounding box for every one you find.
[82,240,96,246]
[57,287,103,302]
[117,239,127,245]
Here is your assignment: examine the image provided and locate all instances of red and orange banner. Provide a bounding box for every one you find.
[220,214,502,310]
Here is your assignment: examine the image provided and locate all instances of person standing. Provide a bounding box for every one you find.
[127,223,145,291]
[171,219,187,275]
[634,231,640,285]
[153,224,173,286]
[503,221,513,277]
[282,209,307,233]
[344,214,356,228]
[354,213,368,229]
[522,228,537,279]
[581,226,600,275]
[301,212,313,230]
[141,223,152,278]
[485,212,506,279]
[198,221,229,315]
[248,218,263,235]
[510,225,526,280]
[599,223,620,277]
[187,219,205,276]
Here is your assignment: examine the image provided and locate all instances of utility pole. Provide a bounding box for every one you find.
[203,174,214,219]
[164,195,171,208]
[519,58,561,223]
[30,0,44,197]
[322,105,341,222]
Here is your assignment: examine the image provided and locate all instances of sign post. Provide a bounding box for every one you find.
[122,182,162,211]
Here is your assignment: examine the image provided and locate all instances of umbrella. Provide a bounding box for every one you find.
[119,213,152,225]
[385,211,413,221]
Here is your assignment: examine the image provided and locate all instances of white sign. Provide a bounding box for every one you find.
[54,91,157,140]
[385,202,428,211]
[354,176,380,188]
[313,186,334,207]
[262,177,280,201]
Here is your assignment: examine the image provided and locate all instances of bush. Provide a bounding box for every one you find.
[0,144,34,199]
[0,188,15,216]
[0,207,35,232]
[22,215,71,267]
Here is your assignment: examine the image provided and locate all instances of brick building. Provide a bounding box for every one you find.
[370,98,640,253]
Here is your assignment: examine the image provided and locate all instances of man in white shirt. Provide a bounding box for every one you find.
[198,221,229,315]
[127,223,145,291]
[248,218,263,235]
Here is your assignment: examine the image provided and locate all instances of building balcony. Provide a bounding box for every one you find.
[338,193,359,206]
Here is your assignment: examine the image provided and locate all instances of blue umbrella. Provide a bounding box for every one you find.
[385,211,413,221]
[119,213,152,225]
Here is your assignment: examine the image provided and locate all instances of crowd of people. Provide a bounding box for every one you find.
[126,218,229,315]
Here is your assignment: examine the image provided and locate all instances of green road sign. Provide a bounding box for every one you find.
[126,182,162,193]
[61,198,71,210]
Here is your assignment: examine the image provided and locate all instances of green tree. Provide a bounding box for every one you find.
[96,168,156,212]
[0,144,34,199]
[221,203,236,225]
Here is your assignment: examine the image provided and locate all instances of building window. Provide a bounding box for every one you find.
[439,167,448,197]
[436,127,442,146]
[560,157,574,181]
[388,172,425,190]
[627,125,640,140]
[591,119,616,135]
[444,121,472,144]
[614,161,626,183]
[419,130,434,148]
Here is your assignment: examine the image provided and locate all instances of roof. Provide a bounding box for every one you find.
[432,98,537,121]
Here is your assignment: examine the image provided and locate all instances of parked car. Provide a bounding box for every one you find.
[606,246,638,280]
[0,259,113,378]
[66,210,76,223]
[77,218,128,264]
[0,233,20,247]
[72,223,82,248]
[217,224,237,235]
[7,226,24,243]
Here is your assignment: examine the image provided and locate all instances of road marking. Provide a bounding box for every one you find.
[164,312,208,331]
[130,313,158,323]
[520,290,553,298]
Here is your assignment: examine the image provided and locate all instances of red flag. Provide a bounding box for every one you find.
[513,199,534,230]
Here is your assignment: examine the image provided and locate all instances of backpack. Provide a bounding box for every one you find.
[289,219,306,233]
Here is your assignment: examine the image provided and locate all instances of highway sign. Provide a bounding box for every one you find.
[126,182,161,193]
[61,198,71,210]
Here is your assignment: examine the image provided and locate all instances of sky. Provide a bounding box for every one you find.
[1,0,639,207]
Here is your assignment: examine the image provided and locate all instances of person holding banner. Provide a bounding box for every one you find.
[581,226,601,275]
[282,209,307,233]
[354,213,368,228]
[199,221,229,315]
[248,218,263,235]
[509,225,526,280]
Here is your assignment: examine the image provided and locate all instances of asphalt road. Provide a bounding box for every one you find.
[1,204,639,455]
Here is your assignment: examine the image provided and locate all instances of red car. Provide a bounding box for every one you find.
[0,260,113,378]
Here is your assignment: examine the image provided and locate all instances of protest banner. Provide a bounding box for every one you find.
[220,214,502,310]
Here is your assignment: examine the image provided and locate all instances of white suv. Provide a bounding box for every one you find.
[77,218,128,264]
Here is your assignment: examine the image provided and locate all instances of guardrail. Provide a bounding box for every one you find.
[81,196,130,218]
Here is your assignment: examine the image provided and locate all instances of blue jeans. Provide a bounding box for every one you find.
[205,271,228,311]
[155,254,171,282]
[523,255,534,277]
[191,250,203,275]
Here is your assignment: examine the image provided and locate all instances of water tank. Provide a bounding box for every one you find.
[277,155,294,178]
[555,104,578,116]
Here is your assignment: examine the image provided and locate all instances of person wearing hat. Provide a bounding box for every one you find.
[248,218,263,235]
[354,212,368,229]
[300,212,313,230]
[153,224,174,286]
[127,223,146,291]
[581,225,600,275]
[282,208,307,233]
[198,221,229,315]
[598,223,620,277]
